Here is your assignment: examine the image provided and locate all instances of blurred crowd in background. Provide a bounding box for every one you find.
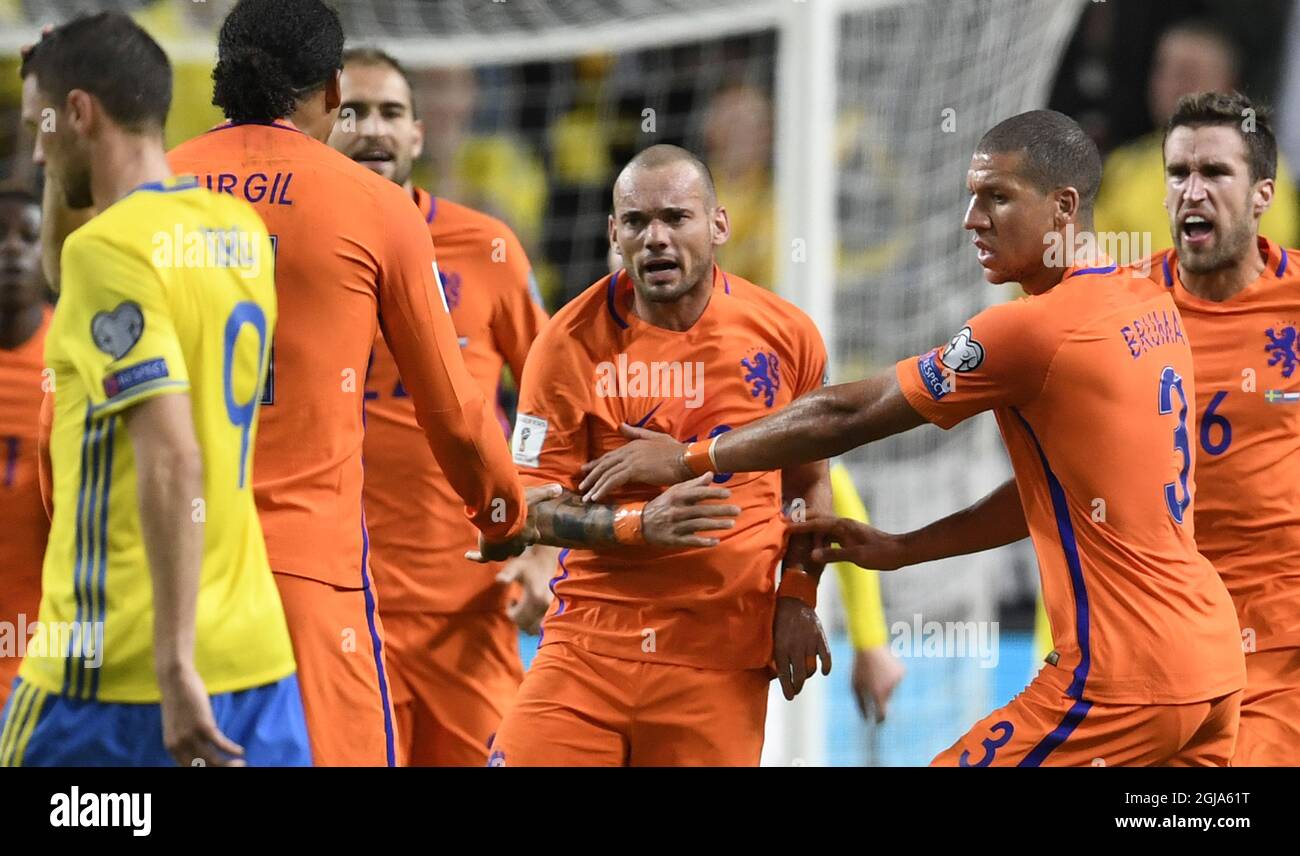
[3,0,1300,311]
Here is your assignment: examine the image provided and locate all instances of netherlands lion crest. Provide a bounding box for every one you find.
[741,350,781,407]
[1265,326,1298,378]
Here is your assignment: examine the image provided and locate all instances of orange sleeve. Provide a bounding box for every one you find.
[376,202,526,539]
[895,300,1058,429]
[793,312,829,397]
[489,226,549,383]
[38,387,53,521]
[510,325,590,492]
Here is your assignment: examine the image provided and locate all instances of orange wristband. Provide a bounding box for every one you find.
[778,567,818,609]
[612,502,647,545]
[682,437,718,476]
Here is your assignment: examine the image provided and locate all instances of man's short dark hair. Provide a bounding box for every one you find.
[1165,91,1276,183]
[213,0,344,122]
[616,144,718,207]
[19,12,171,131]
[976,109,1103,211]
[342,47,416,113]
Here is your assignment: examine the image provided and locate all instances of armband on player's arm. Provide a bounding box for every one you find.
[529,489,648,548]
[779,457,833,602]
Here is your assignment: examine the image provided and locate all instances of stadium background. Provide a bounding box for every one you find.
[0,0,1296,766]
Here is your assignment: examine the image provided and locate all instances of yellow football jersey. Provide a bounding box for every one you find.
[22,175,294,702]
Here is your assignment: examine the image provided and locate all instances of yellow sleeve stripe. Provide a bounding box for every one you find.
[90,379,191,418]
[830,463,889,650]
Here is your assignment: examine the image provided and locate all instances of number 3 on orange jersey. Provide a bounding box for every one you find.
[959,721,1015,767]
[1159,366,1191,524]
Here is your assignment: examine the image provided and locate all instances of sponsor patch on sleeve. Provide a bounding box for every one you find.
[103,357,170,398]
[917,352,949,401]
[511,414,549,467]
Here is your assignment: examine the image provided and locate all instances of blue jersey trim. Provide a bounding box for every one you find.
[606,271,629,329]
[1018,699,1093,766]
[1012,407,1091,700]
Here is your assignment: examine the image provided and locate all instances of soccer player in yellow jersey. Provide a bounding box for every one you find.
[0,13,308,767]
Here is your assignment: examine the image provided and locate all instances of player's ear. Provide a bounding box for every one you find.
[64,89,94,136]
[607,213,618,253]
[711,205,730,246]
[324,69,342,113]
[1054,186,1080,228]
[1252,177,1275,220]
[411,117,426,160]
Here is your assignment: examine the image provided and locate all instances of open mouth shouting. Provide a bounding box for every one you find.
[1179,211,1215,249]
[642,256,681,285]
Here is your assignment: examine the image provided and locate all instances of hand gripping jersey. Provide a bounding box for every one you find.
[512,266,826,671]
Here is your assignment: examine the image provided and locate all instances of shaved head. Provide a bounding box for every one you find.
[608,145,729,314]
[614,144,717,208]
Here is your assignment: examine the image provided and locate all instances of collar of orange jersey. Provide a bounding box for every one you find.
[605,264,731,330]
[1062,256,1118,280]
[207,118,304,134]
[1161,236,1289,289]
[412,187,437,224]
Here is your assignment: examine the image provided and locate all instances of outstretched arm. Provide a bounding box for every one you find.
[791,477,1027,571]
[579,369,924,502]
[467,475,740,559]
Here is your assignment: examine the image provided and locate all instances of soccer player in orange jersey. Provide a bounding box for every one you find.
[326,48,553,766]
[582,112,1246,767]
[486,145,833,766]
[167,0,541,766]
[0,190,50,710]
[1150,93,1300,765]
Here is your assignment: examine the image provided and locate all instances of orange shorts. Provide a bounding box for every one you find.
[383,610,523,767]
[274,572,396,766]
[490,642,769,767]
[932,673,1241,767]
[1233,647,1300,766]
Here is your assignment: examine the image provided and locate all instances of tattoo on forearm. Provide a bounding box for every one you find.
[531,493,618,547]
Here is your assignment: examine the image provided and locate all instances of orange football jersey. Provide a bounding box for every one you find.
[1154,238,1300,652]
[896,263,1244,705]
[168,122,525,587]
[0,308,51,696]
[512,266,826,671]
[363,189,547,613]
